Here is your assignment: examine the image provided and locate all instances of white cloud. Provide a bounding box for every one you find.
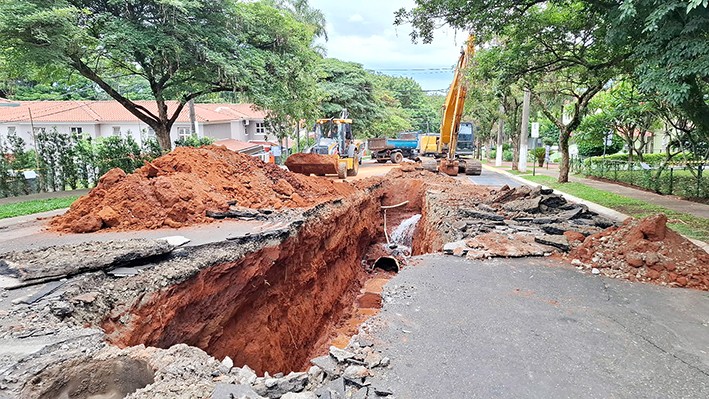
[309,0,466,90]
[348,14,365,23]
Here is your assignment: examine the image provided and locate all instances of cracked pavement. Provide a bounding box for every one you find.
[366,255,709,398]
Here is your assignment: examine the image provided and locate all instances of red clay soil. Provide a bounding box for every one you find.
[284,153,339,168]
[102,192,382,375]
[570,214,709,290]
[50,146,357,233]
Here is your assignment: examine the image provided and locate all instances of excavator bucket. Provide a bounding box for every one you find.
[285,153,339,176]
[439,158,459,176]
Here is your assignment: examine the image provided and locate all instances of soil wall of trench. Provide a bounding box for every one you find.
[102,191,385,375]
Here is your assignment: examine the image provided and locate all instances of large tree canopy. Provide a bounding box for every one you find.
[397,0,627,182]
[611,0,709,142]
[0,0,323,150]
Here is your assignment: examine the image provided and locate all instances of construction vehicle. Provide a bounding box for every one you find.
[367,132,420,164]
[426,35,482,176]
[285,109,360,179]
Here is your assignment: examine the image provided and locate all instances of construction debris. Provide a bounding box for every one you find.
[426,184,613,259]
[0,239,175,287]
[570,214,709,289]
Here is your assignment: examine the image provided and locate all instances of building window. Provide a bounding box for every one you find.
[6,126,16,136]
[177,127,191,140]
[255,122,266,134]
[70,127,83,135]
[112,126,121,136]
[33,127,46,136]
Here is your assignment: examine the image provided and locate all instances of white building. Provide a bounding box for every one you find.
[0,99,271,148]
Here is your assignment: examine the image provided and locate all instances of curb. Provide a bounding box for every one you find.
[482,165,709,253]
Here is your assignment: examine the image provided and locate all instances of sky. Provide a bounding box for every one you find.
[309,0,465,91]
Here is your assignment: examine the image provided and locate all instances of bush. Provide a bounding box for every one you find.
[585,152,693,166]
[175,135,214,148]
[503,150,513,162]
[531,147,550,166]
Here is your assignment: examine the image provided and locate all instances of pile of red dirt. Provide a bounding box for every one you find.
[569,214,709,290]
[51,146,357,233]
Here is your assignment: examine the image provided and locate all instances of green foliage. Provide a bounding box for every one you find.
[174,136,215,148]
[586,153,694,165]
[613,1,709,139]
[531,147,551,166]
[95,135,143,176]
[574,112,624,157]
[0,0,325,151]
[0,196,80,219]
[317,58,379,135]
[397,1,627,182]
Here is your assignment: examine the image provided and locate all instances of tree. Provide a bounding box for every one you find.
[0,0,323,151]
[612,1,709,142]
[317,58,380,135]
[574,112,624,157]
[396,1,629,182]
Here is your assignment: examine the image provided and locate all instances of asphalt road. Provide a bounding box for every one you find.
[367,255,709,399]
[467,167,523,188]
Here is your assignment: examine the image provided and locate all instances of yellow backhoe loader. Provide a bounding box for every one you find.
[285,109,360,179]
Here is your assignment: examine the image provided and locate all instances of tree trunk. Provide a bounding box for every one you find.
[558,128,570,183]
[156,125,172,152]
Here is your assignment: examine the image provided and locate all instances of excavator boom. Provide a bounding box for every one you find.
[438,35,476,176]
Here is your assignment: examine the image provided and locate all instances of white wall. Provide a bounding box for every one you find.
[1,122,98,149]
[203,123,232,140]
[1,118,268,150]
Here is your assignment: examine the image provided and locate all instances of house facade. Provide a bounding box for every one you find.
[0,100,271,149]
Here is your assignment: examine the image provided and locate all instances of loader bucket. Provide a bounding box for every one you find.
[285,153,339,176]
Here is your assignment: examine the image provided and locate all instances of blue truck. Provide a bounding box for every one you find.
[367,132,420,164]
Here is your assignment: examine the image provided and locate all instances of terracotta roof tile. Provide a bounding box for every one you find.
[0,100,266,124]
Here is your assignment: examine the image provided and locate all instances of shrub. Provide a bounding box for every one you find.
[175,135,214,148]
[95,134,143,176]
[503,150,513,162]
[531,147,549,166]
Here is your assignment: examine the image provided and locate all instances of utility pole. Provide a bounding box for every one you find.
[188,99,198,137]
[495,103,504,167]
[518,89,531,172]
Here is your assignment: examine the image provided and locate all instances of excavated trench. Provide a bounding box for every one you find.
[102,181,429,375]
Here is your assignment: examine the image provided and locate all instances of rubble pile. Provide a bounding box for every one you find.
[570,214,709,290]
[51,146,356,233]
[433,185,615,259]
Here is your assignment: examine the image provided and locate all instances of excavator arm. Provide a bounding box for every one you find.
[438,35,475,175]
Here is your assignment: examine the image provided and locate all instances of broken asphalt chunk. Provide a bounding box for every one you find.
[535,235,570,252]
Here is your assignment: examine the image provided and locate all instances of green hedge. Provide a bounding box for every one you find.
[583,163,708,198]
[585,152,694,166]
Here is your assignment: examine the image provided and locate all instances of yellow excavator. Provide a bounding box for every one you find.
[285,109,360,179]
[426,34,482,176]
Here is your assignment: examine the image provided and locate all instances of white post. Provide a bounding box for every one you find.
[495,103,504,167]
[518,89,531,172]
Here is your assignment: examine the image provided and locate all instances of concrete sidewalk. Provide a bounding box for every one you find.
[487,161,709,220]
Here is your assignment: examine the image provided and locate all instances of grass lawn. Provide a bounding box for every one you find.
[0,196,79,220]
[518,174,709,242]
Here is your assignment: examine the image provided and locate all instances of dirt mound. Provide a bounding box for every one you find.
[570,214,709,290]
[51,146,356,233]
